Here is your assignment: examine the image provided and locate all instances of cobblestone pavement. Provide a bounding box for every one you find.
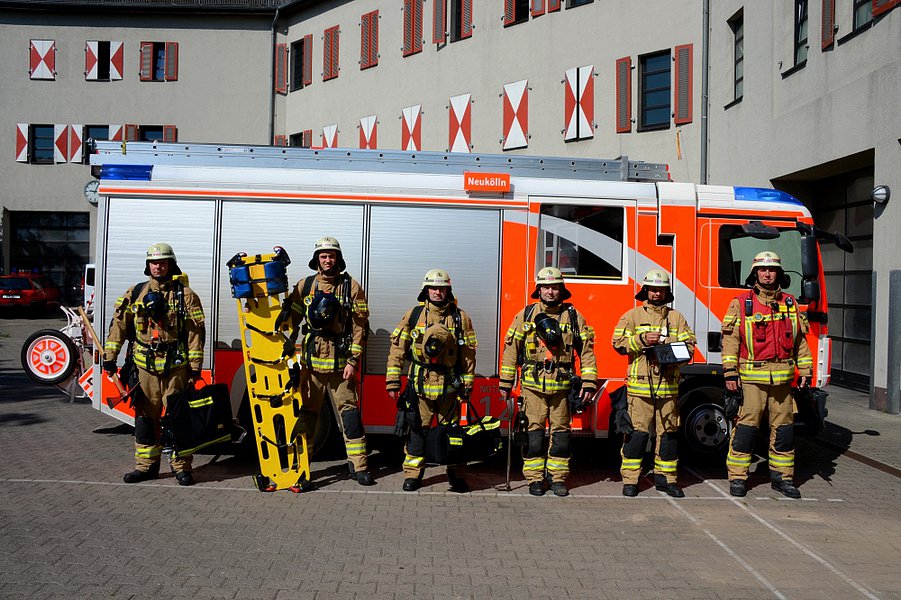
[1,316,900,599]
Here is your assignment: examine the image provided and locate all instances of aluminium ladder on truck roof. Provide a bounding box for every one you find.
[89,141,671,183]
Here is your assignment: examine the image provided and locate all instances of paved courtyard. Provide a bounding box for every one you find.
[1,315,900,599]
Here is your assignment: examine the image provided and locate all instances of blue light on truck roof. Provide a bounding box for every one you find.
[101,164,153,181]
[734,187,803,206]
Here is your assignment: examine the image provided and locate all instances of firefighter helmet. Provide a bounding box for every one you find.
[421,324,453,361]
[635,269,675,303]
[142,290,168,321]
[144,242,182,276]
[307,292,341,329]
[417,269,456,302]
[533,312,563,349]
[745,251,790,288]
[308,236,347,271]
[530,267,572,300]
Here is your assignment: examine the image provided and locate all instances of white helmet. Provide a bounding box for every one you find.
[308,236,346,271]
[751,251,782,269]
[531,267,571,300]
[144,242,181,276]
[418,269,454,302]
[641,269,671,287]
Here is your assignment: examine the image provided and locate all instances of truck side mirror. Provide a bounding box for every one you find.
[833,231,854,253]
[800,279,820,304]
[800,235,819,280]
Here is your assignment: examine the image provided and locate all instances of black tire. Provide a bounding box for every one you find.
[679,384,731,458]
[21,329,78,385]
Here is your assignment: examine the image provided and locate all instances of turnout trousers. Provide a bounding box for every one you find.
[402,393,466,480]
[133,366,192,474]
[620,394,679,485]
[306,370,368,472]
[726,382,795,481]
[522,388,571,484]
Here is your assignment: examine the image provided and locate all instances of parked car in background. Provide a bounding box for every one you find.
[82,263,95,317]
[0,272,62,315]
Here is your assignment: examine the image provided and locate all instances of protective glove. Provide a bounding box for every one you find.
[102,360,117,377]
[722,387,743,420]
[614,407,634,435]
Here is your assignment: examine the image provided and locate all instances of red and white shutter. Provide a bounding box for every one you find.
[164,42,178,81]
[68,125,83,163]
[139,42,153,81]
[163,125,177,142]
[449,93,472,153]
[502,80,528,150]
[433,0,447,44]
[873,0,901,17]
[16,124,29,162]
[615,56,632,134]
[322,124,338,148]
[85,41,99,80]
[673,44,693,125]
[548,0,561,12]
[564,65,594,141]
[359,115,377,149]
[822,0,836,49]
[531,0,545,17]
[401,104,422,151]
[109,125,123,141]
[54,124,69,162]
[30,40,56,80]
[460,0,473,39]
[275,43,288,93]
[302,34,313,86]
[110,41,124,80]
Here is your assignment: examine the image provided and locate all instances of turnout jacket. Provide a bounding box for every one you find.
[385,300,477,401]
[500,301,597,395]
[721,285,812,385]
[104,277,205,373]
[612,302,696,398]
[287,271,369,372]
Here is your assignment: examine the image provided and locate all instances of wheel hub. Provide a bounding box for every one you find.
[687,404,729,449]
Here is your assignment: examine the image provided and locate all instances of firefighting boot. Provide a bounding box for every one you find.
[402,475,422,492]
[528,481,546,496]
[729,479,747,497]
[654,474,684,498]
[348,462,375,486]
[175,471,195,487]
[123,462,160,484]
[447,468,470,493]
[550,482,569,497]
[622,484,639,497]
[771,479,801,499]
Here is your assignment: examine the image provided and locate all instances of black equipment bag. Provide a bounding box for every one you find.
[793,386,828,436]
[161,383,235,458]
[425,398,502,466]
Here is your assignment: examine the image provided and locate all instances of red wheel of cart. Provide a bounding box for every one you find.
[21,329,78,385]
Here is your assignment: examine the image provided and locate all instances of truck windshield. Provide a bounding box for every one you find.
[718,225,804,297]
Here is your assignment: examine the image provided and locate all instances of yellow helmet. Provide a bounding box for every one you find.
[531,266,571,300]
[641,269,671,287]
[751,251,782,269]
[144,242,181,276]
[308,236,346,271]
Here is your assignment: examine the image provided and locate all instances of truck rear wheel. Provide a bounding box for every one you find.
[21,329,78,385]
[680,384,731,458]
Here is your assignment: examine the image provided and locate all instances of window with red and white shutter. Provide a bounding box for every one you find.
[403,0,423,56]
[139,42,177,81]
[615,56,632,133]
[673,44,693,125]
[322,124,338,148]
[449,93,472,152]
[87,41,124,80]
[502,80,528,150]
[361,11,379,69]
[29,40,56,80]
[564,65,594,141]
[323,26,339,80]
[359,115,377,149]
[401,105,422,151]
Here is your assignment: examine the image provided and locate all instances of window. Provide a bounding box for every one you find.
[360,10,379,69]
[29,40,56,80]
[290,39,306,89]
[853,0,872,29]
[323,26,339,80]
[82,125,109,164]
[289,130,312,147]
[139,126,163,142]
[538,204,625,280]
[730,12,744,101]
[84,41,126,81]
[638,50,670,130]
[29,125,54,164]
[504,0,530,26]
[140,41,177,81]
[449,0,473,41]
[717,225,802,298]
[96,41,110,79]
[794,0,808,65]
[566,0,593,6]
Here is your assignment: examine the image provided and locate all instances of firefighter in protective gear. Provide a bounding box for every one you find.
[722,251,812,499]
[499,267,597,497]
[284,236,374,487]
[612,269,696,498]
[103,243,205,486]
[386,269,478,493]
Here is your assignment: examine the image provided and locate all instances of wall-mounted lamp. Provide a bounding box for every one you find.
[872,185,891,205]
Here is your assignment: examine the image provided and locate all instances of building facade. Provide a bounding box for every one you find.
[2,0,899,409]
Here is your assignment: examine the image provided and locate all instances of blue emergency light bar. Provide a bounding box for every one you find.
[100,164,153,181]
[733,187,803,206]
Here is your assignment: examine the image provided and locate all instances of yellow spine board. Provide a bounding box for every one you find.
[233,274,310,491]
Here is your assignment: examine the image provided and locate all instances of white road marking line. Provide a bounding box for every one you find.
[687,468,880,600]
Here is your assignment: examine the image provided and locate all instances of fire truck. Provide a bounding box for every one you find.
[82,141,848,456]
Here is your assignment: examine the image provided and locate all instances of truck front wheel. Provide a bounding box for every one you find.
[679,384,731,457]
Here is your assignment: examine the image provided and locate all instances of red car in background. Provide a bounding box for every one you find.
[0,272,62,314]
